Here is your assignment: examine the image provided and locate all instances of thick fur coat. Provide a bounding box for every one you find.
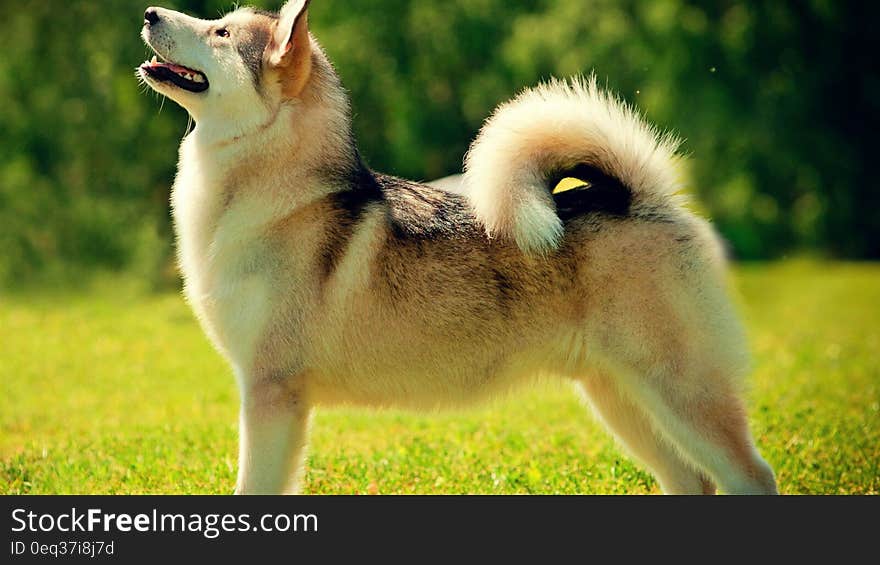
[138,0,777,494]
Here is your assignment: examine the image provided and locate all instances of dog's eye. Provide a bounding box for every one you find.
[215,28,230,38]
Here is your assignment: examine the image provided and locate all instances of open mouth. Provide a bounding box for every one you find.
[140,55,209,93]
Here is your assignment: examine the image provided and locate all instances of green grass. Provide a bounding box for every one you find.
[2,260,878,494]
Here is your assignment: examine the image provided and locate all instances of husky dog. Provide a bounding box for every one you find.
[139,0,777,495]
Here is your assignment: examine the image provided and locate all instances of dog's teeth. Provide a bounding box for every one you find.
[193,75,204,83]
[151,55,158,65]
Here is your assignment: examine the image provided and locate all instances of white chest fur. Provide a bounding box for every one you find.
[171,135,273,374]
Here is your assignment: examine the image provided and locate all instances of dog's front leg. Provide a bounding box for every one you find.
[235,376,311,495]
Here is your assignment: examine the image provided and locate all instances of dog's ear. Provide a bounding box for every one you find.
[269,0,312,97]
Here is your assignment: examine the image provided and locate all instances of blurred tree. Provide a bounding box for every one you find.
[0,0,876,287]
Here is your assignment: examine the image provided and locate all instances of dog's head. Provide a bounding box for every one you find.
[139,1,313,138]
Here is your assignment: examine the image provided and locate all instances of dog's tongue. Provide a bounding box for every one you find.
[147,56,197,75]
[162,62,196,74]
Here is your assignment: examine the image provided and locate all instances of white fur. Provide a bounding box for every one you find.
[463,76,682,254]
[173,134,269,373]
[173,116,320,494]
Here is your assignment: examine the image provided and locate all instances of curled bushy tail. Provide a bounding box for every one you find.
[463,76,682,254]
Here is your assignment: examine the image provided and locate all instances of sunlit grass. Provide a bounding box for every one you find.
[1,260,878,494]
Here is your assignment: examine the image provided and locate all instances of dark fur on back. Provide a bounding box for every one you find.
[327,159,632,240]
[379,175,478,240]
[312,154,616,327]
[316,153,639,291]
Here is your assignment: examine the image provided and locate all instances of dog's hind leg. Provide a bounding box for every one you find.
[234,376,311,495]
[614,367,777,495]
[577,372,715,494]
[586,224,777,494]
[597,271,776,493]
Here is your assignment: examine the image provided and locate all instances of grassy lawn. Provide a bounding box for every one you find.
[1,260,878,494]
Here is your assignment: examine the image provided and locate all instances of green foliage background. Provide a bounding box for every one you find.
[1,0,877,286]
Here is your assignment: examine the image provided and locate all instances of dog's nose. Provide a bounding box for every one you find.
[144,8,160,25]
